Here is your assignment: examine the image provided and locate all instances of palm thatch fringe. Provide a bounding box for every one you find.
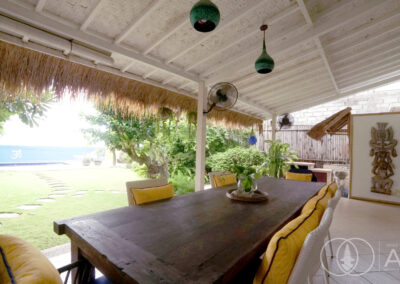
[0,41,262,128]
[307,107,351,140]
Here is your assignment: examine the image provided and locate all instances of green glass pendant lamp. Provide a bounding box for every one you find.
[255,25,274,74]
[190,0,220,32]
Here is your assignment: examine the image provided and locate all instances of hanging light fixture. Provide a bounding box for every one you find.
[190,0,220,33]
[255,25,274,74]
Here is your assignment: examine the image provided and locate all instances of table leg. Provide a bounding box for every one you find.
[71,242,95,284]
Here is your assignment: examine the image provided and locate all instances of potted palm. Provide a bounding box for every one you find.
[258,140,298,178]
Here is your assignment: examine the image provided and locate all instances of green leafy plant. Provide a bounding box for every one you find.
[206,147,264,173]
[231,165,259,192]
[169,173,195,196]
[258,140,298,178]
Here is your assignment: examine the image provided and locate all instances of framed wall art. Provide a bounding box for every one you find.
[350,112,400,205]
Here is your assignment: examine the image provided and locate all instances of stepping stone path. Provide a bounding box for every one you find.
[36,198,55,203]
[35,173,74,200]
[95,190,104,193]
[71,194,85,198]
[16,204,42,210]
[76,190,88,194]
[0,212,20,218]
[48,194,66,198]
[111,190,121,194]
[52,189,72,194]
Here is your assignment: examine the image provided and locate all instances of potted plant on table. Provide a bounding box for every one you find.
[231,165,260,196]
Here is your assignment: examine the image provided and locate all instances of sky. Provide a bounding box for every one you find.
[0,95,101,147]
[0,80,399,147]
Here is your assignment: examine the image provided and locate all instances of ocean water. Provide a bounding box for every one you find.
[0,145,99,165]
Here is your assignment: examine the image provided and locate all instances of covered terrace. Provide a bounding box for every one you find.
[0,0,400,283]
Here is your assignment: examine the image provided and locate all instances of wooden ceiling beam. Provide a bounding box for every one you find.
[184,4,299,72]
[35,0,46,12]
[0,0,200,82]
[114,0,163,44]
[164,0,272,65]
[205,0,387,85]
[80,0,106,31]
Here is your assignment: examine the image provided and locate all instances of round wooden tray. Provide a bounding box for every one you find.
[226,189,269,203]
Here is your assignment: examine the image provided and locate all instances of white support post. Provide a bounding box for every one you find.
[195,81,207,192]
[271,114,277,141]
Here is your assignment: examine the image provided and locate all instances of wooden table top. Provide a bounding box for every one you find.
[54,177,324,284]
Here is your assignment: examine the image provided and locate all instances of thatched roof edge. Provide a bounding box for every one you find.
[307,107,352,140]
[0,40,262,128]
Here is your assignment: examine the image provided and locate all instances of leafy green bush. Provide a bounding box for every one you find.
[206,147,264,173]
[257,140,298,178]
[169,173,195,196]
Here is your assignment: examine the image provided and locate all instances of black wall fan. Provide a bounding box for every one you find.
[203,82,238,114]
[278,113,294,129]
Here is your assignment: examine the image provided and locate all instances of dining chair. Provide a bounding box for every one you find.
[301,184,332,221]
[253,202,322,284]
[126,178,174,205]
[288,208,334,284]
[285,171,313,182]
[208,171,237,188]
[326,183,342,258]
[0,234,111,284]
[0,234,63,283]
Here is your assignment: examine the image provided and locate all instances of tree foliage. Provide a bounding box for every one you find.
[0,91,53,133]
[83,107,251,180]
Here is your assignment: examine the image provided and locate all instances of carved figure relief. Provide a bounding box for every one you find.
[370,123,398,195]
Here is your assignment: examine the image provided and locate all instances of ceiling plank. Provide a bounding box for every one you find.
[331,27,400,66]
[325,7,400,49]
[143,17,187,55]
[279,73,400,114]
[80,0,106,31]
[165,0,271,64]
[184,4,299,72]
[235,48,319,87]
[315,39,339,92]
[114,0,163,44]
[297,0,339,93]
[0,0,199,82]
[239,57,323,93]
[35,0,46,12]
[205,0,387,85]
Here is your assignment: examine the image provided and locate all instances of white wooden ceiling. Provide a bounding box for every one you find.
[1,0,400,120]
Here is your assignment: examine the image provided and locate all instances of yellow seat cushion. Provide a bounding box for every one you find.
[253,209,320,284]
[213,174,237,188]
[301,185,332,221]
[131,183,174,205]
[0,234,62,284]
[328,182,338,196]
[285,172,313,182]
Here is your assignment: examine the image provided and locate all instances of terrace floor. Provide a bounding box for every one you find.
[44,197,400,283]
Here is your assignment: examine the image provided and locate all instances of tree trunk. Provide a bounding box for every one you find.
[112,149,116,167]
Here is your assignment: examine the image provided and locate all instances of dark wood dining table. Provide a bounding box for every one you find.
[54,177,324,284]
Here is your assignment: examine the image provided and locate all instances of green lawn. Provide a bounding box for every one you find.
[0,167,140,250]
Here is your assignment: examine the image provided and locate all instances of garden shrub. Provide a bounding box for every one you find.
[206,147,264,173]
[169,173,195,196]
